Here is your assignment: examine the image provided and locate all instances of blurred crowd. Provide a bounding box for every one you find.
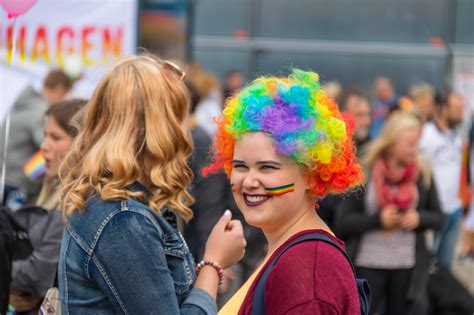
[1,62,474,315]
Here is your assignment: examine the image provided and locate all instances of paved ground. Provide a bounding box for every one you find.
[452,246,474,295]
[453,259,474,295]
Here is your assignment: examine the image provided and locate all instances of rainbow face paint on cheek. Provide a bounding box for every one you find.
[264,183,295,196]
[231,183,237,192]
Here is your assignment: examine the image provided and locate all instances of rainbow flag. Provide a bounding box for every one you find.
[23,150,46,180]
[265,183,295,196]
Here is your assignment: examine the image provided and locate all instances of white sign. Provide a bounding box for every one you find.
[0,0,139,124]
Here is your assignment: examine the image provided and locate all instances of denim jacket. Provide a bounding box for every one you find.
[58,182,217,314]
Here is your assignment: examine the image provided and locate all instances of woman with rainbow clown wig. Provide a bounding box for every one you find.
[204,69,365,314]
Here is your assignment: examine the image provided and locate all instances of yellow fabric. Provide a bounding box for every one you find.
[219,229,335,314]
[219,255,271,315]
[218,265,263,315]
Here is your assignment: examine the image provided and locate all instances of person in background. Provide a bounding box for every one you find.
[9,99,86,315]
[336,112,444,315]
[460,119,474,261]
[341,88,372,151]
[4,69,73,210]
[318,88,372,229]
[409,82,435,123]
[420,91,465,269]
[186,63,224,139]
[370,76,399,138]
[322,80,342,104]
[195,73,224,139]
[224,70,244,100]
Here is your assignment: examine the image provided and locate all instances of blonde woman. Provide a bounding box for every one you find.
[336,112,444,315]
[58,55,246,314]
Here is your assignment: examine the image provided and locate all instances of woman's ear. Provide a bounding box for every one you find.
[302,168,312,191]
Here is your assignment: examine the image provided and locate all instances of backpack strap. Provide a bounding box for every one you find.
[251,232,371,315]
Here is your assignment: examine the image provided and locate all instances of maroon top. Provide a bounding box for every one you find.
[238,229,360,315]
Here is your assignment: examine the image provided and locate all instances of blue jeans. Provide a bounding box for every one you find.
[434,208,463,269]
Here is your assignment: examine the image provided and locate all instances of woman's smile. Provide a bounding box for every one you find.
[243,193,272,206]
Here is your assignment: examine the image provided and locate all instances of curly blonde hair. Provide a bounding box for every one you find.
[60,55,194,221]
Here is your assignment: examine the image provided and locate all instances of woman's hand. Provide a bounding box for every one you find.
[380,205,401,230]
[400,209,420,231]
[203,210,246,269]
[194,210,246,299]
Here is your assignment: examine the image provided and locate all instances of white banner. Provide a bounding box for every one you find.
[0,0,139,124]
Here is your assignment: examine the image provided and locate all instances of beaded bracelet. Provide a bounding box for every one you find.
[195,260,224,286]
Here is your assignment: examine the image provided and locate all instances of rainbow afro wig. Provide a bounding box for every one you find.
[203,69,364,197]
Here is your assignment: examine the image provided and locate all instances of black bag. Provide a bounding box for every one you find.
[427,262,474,315]
[251,232,371,315]
[3,206,34,260]
[0,206,34,314]
[0,207,14,315]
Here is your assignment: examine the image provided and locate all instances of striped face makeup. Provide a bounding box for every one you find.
[264,183,295,196]
[231,182,295,196]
